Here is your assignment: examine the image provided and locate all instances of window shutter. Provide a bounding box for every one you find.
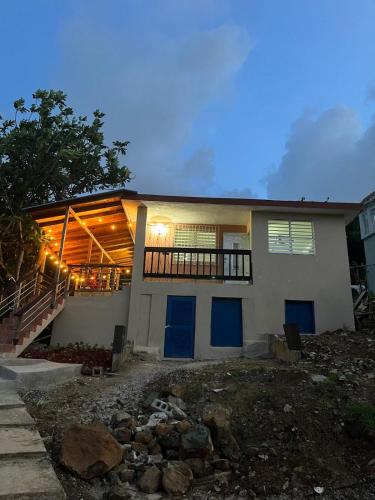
[268,220,315,255]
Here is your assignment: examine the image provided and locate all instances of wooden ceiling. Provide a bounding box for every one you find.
[30,196,135,267]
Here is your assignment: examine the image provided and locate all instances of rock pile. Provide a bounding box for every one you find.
[59,383,240,498]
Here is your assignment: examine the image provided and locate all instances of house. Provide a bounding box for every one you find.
[0,189,360,359]
[358,191,375,296]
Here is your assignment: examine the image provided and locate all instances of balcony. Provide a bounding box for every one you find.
[143,247,252,282]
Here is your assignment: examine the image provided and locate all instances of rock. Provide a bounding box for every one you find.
[147,454,164,465]
[212,458,231,471]
[106,484,133,499]
[158,430,180,451]
[113,427,132,444]
[149,443,162,455]
[176,420,192,433]
[138,465,162,494]
[60,423,123,479]
[202,404,231,431]
[311,374,328,383]
[145,412,169,428]
[185,458,214,478]
[168,395,187,410]
[162,461,193,495]
[154,423,172,436]
[111,412,136,430]
[131,442,149,454]
[202,404,241,461]
[169,401,188,420]
[135,430,153,444]
[118,468,135,483]
[168,384,186,398]
[180,424,214,458]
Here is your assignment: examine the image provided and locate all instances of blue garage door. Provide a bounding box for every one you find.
[285,300,315,334]
[211,298,243,347]
[164,296,196,358]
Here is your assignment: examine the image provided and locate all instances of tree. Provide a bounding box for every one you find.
[0,89,131,283]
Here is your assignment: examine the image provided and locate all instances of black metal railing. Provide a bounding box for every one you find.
[143,247,252,282]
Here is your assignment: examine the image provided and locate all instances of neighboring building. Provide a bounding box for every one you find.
[0,190,360,359]
[359,191,375,296]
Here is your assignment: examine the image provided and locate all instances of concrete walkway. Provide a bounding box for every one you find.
[0,379,66,499]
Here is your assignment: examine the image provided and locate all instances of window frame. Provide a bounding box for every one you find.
[268,219,316,255]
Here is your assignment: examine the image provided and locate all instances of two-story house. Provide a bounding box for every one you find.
[0,190,360,359]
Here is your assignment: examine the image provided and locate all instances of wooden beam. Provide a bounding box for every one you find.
[121,199,135,243]
[69,208,115,263]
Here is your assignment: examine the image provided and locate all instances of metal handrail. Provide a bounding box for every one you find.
[15,278,67,340]
[0,271,56,318]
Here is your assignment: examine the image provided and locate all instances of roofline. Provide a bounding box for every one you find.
[26,188,362,214]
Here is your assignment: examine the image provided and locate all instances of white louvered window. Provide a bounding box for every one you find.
[268,220,315,255]
[174,226,216,262]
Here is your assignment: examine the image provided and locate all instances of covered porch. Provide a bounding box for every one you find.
[30,192,137,293]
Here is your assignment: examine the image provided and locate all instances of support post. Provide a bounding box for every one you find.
[53,205,69,305]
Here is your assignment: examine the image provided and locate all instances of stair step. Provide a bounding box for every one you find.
[0,458,66,499]
[0,407,35,427]
[0,391,24,409]
[0,428,47,460]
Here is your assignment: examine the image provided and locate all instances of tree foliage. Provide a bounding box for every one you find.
[0,89,131,283]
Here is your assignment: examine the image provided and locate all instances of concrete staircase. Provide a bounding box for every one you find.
[0,382,66,498]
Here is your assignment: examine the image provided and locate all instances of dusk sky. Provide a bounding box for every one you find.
[1,0,375,201]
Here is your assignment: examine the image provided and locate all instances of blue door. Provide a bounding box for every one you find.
[285,300,315,334]
[211,298,243,347]
[164,296,196,358]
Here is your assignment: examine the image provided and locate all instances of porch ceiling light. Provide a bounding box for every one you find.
[151,223,168,237]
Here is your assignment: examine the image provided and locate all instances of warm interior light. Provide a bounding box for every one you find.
[82,222,86,226]
[54,261,59,266]
[45,251,49,256]
[151,223,168,237]
[102,274,106,279]
[49,255,54,260]
[125,269,130,274]
[48,229,52,233]
[63,268,68,273]
[90,276,95,280]
[80,277,85,282]
[111,224,116,230]
[54,242,58,247]
[98,218,103,222]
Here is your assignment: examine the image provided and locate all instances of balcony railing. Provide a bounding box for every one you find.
[144,247,252,282]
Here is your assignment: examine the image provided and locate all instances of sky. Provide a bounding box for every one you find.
[1,0,375,202]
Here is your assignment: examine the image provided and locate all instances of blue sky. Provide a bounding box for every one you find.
[1,0,375,201]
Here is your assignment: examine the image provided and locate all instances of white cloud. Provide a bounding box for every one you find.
[57,7,252,195]
[266,106,375,202]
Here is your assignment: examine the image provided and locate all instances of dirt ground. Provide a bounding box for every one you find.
[22,329,375,500]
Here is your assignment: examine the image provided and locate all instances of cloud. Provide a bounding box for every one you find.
[220,187,258,198]
[57,6,252,195]
[266,106,375,202]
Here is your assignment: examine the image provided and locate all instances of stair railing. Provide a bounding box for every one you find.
[13,277,68,345]
[0,271,55,320]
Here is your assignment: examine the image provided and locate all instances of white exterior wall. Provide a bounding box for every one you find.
[51,288,130,348]
[126,207,355,359]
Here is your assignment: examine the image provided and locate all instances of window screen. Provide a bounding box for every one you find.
[268,220,315,255]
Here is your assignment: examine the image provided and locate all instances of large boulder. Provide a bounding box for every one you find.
[180,424,214,458]
[137,465,162,493]
[162,461,193,495]
[60,423,123,479]
[202,404,231,431]
[202,404,241,461]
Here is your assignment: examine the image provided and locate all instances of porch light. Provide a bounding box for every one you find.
[151,223,168,237]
